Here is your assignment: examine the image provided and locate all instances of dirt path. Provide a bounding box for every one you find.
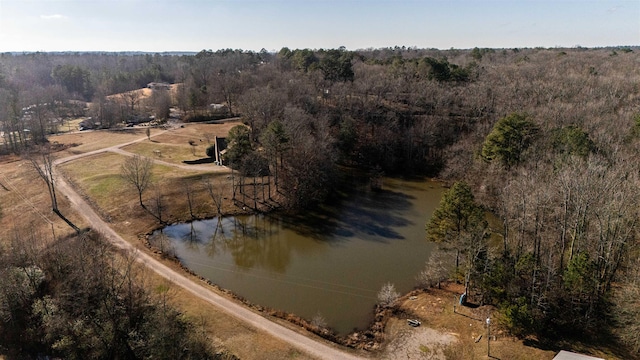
[52,132,364,360]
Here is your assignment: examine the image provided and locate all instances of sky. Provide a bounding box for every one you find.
[0,0,638,52]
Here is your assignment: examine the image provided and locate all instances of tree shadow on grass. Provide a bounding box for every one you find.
[183,157,215,165]
[522,328,631,359]
[522,338,561,352]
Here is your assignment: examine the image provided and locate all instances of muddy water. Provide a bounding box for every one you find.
[154,178,444,334]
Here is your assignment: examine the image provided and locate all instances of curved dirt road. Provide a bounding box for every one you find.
[52,133,364,360]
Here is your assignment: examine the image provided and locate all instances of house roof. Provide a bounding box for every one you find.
[553,350,605,360]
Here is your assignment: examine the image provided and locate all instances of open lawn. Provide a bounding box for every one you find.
[151,121,242,145]
[121,121,243,164]
[50,121,241,161]
[122,141,209,165]
[55,117,85,133]
[0,156,86,241]
[58,150,233,234]
[50,127,160,155]
[59,152,137,218]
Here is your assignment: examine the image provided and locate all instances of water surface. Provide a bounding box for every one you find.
[154,177,444,334]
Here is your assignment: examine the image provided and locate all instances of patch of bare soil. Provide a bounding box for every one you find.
[106,87,152,101]
[381,324,457,359]
[378,284,557,360]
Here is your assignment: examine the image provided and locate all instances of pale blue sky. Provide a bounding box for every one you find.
[0,0,638,52]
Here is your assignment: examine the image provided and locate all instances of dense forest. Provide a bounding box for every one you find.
[1,46,640,356]
[0,230,224,359]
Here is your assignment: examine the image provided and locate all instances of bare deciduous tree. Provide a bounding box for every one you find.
[119,88,142,117]
[183,180,195,220]
[612,264,640,354]
[311,312,328,330]
[120,154,154,208]
[377,282,400,307]
[29,147,79,232]
[188,139,197,156]
[150,88,171,121]
[417,248,452,289]
[29,149,58,212]
[203,176,226,217]
[150,231,175,258]
[150,185,166,224]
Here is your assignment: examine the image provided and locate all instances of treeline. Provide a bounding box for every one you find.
[0,52,179,99]
[0,52,181,151]
[1,46,478,206]
[418,48,640,354]
[0,229,231,359]
[2,46,639,207]
[3,45,639,203]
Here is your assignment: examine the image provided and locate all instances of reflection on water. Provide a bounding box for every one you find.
[153,177,444,334]
[166,216,291,271]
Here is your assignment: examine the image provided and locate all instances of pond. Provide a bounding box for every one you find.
[152,177,445,335]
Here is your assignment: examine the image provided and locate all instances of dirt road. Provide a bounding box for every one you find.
[52,132,364,360]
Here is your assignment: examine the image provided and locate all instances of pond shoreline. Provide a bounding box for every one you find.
[142,229,398,351]
[142,176,444,351]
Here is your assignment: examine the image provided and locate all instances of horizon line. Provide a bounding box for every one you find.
[3,44,638,55]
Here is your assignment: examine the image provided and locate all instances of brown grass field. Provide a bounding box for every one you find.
[122,141,207,164]
[0,121,625,359]
[0,155,87,242]
[52,127,163,155]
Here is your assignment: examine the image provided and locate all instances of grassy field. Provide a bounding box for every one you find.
[0,156,87,241]
[152,121,240,146]
[58,149,230,229]
[55,117,85,133]
[122,141,208,164]
[50,127,159,155]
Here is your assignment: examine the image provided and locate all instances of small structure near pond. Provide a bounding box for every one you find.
[553,350,604,360]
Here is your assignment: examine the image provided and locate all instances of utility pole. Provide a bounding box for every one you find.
[486,317,491,357]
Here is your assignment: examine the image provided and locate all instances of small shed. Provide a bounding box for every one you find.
[553,350,604,360]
